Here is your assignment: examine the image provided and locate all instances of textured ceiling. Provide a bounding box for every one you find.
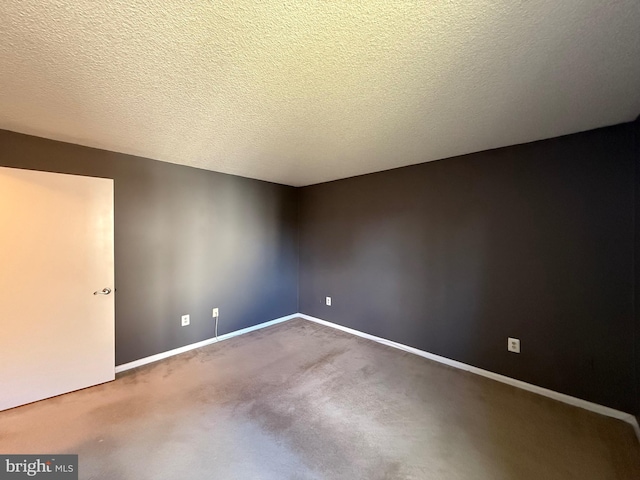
[1,1,639,186]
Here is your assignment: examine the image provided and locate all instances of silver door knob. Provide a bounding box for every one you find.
[93,288,112,295]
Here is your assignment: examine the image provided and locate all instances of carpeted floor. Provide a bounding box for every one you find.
[0,318,638,479]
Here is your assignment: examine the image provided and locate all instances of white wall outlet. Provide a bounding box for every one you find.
[326,296,331,306]
[181,314,190,326]
[212,308,219,318]
[508,337,520,353]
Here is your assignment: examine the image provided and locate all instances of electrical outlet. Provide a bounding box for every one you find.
[508,337,520,353]
[181,314,190,326]
[326,296,331,306]
[212,308,219,318]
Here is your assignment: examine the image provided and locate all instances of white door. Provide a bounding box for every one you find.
[0,167,114,411]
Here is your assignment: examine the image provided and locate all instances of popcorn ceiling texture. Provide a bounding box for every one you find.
[1,1,639,186]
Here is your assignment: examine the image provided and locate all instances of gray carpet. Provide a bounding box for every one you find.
[0,318,638,479]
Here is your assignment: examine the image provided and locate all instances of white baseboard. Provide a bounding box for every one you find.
[297,313,640,442]
[114,313,299,374]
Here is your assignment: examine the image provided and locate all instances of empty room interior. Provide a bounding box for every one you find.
[1,1,640,479]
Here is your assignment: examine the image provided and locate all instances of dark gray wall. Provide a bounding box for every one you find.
[299,123,637,414]
[0,130,299,365]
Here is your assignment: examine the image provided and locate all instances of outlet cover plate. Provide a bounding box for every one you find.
[508,337,520,353]
[181,314,190,326]
[326,296,332,306]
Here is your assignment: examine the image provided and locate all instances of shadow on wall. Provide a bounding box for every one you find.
[101,161,300,365]
[123,166,299,352]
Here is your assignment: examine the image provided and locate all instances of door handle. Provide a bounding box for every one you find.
[93,288,112,295]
